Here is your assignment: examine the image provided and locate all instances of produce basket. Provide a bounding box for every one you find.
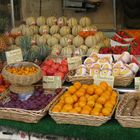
[0,88,65,123]
[68,72,135,87]
[115,92,140,128]
[49,88,119,126]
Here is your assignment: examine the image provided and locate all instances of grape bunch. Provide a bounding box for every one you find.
[0,87,62,111]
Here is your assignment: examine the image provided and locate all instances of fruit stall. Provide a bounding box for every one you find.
[1,9,140,139]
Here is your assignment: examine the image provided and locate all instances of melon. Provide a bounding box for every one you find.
[60,26,71,36]
[61,45,73,57]
[29,25,39,34]
[85,36,97,47]
[39,25,49,35]
[72,25,82,36]
[73,35,84,47]
[26,17,36,26]
[53,33,61,40]
[73,48,85,56]
[57,16,67,27]
[37,36,47,45]
[79,45,88,54]
[46,16,57,27]
[47,36,59,46]
[36,16,46,26]
[67,17,78,28]
[79,17,92,27]
[50,25,60,35]
[60,36,71,47]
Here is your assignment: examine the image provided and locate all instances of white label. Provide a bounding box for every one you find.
[67,56,82,70]
[6,49,23,64]
[135,77,140,90]
[94,75,114,87]
[43,76,62,89]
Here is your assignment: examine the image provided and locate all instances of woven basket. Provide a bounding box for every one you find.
[0,88,65,123]
[115,92,140,128]
[68,72,134,87]
[2,62,42,86]
[49,89,119,126]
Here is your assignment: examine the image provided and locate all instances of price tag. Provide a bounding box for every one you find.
[43,76,62,89]
[67,56,82,70]
[135,77,140,90]
[94,75,114,87]
[6,49,23,64]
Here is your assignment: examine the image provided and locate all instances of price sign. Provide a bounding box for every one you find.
[43,76,62,89]
[67,56,82,70]
[135,77,140,90]
[6,48,23,64]
[94,75,114,87]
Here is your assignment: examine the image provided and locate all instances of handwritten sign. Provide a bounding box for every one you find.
[94,75,114,87]
[6,49,23,64]
[135,77,140,90]
[67,56,82,70]
[43,76,62,89]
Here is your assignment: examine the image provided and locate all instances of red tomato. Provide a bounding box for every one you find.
[52,63,59,70]
[46,68,55,76]
[54,72,65,80]
[41,65,48,72]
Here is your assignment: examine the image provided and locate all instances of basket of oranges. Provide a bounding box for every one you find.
[49,82,119,126]
[2,61,42,95]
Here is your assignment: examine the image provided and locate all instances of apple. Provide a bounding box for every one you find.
[44,59,54,66]
[61,59,68,66]
[52,63,59,70]
[41,65,48,72]
[58,65,68,74]
[54,72,65,80]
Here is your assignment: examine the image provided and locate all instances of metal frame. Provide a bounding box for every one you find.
[10,0,15,27]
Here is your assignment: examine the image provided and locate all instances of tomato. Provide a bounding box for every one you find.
[54,72,65,80]
[41,65,48,72]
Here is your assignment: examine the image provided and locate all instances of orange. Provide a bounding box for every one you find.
[74,102,79,108]
[81,84,89,90]
[60,109,68,113]
[107,86,113,92]
[87,86,94,95]
[52,105,61,112]
[92,94,99,101]
[63,92,71,98]
[87,100,95,108]
[91,84,98,90]
[101,94,110,100]
[63,104,73,111]
[74,106,82,113]
[111,91,118,98]
[69,109,78,114]
[79,96,87,102]
[102,108,111,116]
[99,81,108,88]
[85,94,90,99]
[94,103,103,110]
[68,86,77,94]
[78,101,86,108]
[95,88,103,96]
[83,105,92,112]
[99,85,107,92]
[75,89,85,97]
[64,96,74,104]
[99,113,104,116]
[104,101,114,109]
[87,96,95,101]
[72,94,78,102]
[103,91,111,97]
[96,96,106,105]
[109,99,116,106]
[73,82,81,90]
[90,108,100,116]
[81,108,90,115]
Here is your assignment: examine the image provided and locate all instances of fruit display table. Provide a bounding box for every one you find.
[0,116,140,140]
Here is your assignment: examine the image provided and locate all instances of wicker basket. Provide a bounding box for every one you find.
[68,72,134,87]
[49,89,119,126]
[0,88,65,123]
[115,92,140,128]
[2,61,42,86]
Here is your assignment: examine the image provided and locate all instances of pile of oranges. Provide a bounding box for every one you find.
[52,82,118,116]
[6,66,38,75]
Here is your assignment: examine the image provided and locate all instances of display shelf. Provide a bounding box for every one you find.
[0,116,140,140]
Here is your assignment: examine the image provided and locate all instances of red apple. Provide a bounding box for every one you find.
[54,72,65,80]
[61,59,68,66]
[44,59,54,66]
[52,63,59,70]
